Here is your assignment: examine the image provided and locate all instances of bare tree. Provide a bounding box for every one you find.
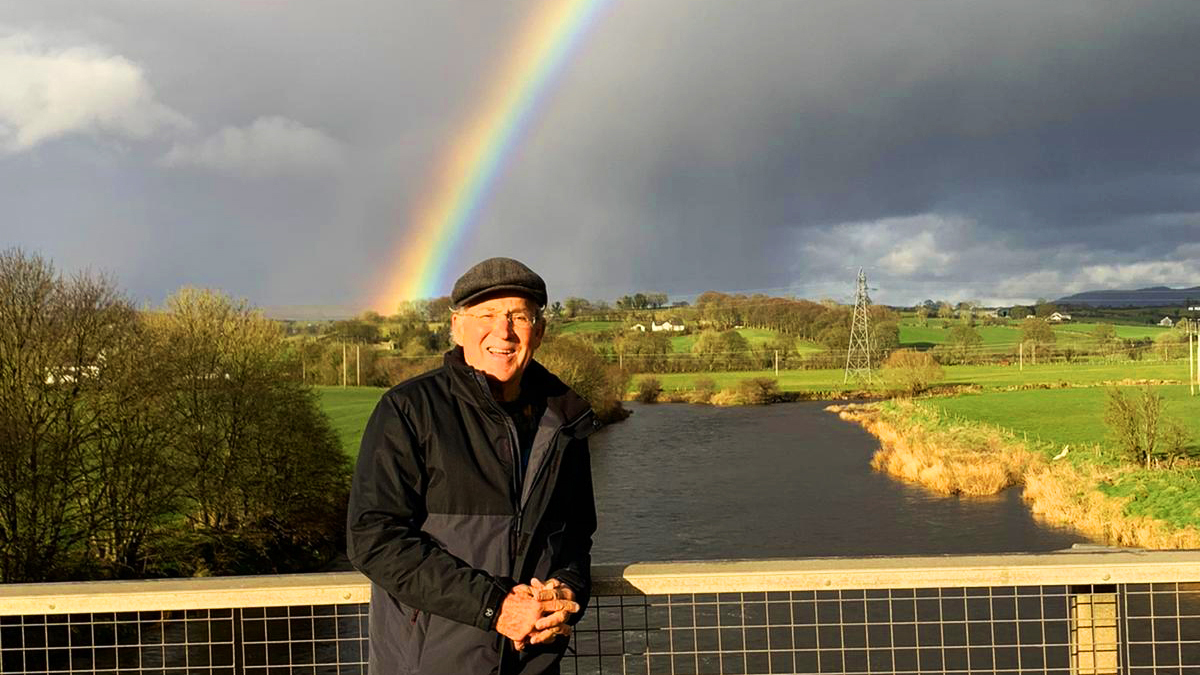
[0,250,145,581]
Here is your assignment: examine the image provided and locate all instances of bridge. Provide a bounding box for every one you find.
[1,548,1197,674]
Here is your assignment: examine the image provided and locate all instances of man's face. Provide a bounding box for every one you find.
[451,294,544,396]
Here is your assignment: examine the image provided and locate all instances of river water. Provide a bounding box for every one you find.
[588,401,1089,563]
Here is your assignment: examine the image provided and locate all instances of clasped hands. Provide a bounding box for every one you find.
[495,578,579,651]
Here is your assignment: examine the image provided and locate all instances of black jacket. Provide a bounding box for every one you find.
[347,347,598,674]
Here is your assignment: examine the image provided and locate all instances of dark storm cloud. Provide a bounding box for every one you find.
[3,0,1199,308]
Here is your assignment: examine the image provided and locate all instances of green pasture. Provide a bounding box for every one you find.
[316,385,387,459]
[556,320,620,335]
[899,324,1021,348]
[632,359,1192,394]
[898,320,1169,349]
[923,385,1200,532]
[669,327,785,353]
[928,385,1200,452]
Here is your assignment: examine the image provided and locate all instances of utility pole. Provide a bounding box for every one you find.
[844,268,873,383]
[356,344,361,387]
[342,342,347,388]
[774,350,779,376]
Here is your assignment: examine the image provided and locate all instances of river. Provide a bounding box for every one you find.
[588,401,1089,563]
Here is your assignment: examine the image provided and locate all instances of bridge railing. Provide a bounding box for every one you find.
[1,548,1197,674]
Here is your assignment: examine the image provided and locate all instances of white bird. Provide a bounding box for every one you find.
[1052,445,1070,461]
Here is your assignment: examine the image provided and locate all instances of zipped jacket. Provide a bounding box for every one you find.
[347,347,599,674]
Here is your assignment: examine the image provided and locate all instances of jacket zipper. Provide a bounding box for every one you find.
[522,408,590,508]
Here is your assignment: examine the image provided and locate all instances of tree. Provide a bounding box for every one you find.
[882,349,944,396]
[871,321,900,361]
[151,288,350,573]
[1020,317,1056,346]
[536,336,629,422]
[328,318,381,343]
[1105,387,1165,468]
[1091,323,1118,356]
[563,297,590,318]
[692,329,751,370]
[937,301,954,320]
[0,250,146,581]
[1034,299,1058,318]
[915,304,930,327]
[1010,305,1032,320]
[615,330,672,372]
[948,325,983,363]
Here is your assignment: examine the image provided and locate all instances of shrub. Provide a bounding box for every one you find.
[536,336,630,423]
[1104,386,1192,468]
[882,349,943,396]
[635,377,662,403]
[691,376,717,403]
[736,377,780,404]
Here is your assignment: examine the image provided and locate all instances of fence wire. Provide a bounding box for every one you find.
[0,604,369,674]
[562,583,1199,675]
[1,579,1196,673]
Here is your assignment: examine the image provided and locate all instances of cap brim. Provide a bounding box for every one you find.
[454,285,546,309]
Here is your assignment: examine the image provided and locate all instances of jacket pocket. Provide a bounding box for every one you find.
[395,601,430,671]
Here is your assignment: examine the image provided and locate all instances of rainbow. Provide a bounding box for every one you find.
[374,0,613,311]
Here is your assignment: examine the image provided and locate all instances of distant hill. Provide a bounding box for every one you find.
[1056,286,1200,308]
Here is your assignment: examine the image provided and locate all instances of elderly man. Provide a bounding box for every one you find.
[347,257,598,674]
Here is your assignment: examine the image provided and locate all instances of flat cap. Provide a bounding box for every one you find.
[451,257,547,309]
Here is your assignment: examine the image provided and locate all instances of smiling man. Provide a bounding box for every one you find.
[347,257,598,675]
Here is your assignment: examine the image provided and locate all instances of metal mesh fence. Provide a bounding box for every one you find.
[0,604,369,674]
[1,556,1197,674]
[562,582,1200,674]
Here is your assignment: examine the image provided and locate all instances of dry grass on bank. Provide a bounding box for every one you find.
[831,400,1041,496]
[831,399,1200,549]
[1023,462,1200,549]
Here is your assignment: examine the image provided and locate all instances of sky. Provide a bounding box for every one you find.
[3,0,1200,314]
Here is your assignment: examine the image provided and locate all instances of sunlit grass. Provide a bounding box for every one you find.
[634,359,1192,393]
[315,385,385,460]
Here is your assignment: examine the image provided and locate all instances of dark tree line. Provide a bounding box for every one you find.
[0,250,349,583]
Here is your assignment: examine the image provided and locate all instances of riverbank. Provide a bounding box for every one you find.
[830,398,1200,549]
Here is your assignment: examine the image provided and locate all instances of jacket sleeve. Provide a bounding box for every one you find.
[548,436,596,623]
[346,395,511,631]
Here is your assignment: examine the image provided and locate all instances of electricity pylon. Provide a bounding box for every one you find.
[844,268,873,383]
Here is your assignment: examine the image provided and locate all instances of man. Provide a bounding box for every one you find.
[347,257,599,674]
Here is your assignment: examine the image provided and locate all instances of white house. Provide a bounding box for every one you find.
[651,319,685,332]
[629,323,647,332]
[1159,316,1174,327]
[1048,312,1072,322]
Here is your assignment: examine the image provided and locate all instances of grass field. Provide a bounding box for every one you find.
[928,385,1200,452]
[316,385,386,459]
[914,385,1200,535]
[634,359,1192,393]
[668,327,784,353]
[897,319,1169,349]
[556,320,620,335]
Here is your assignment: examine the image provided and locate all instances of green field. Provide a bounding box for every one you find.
[922,385,1200,532]
[898,319,1169,349]
[633,359,1192,394]
[316,385,386,459]
[928,385,1200,452]
[669,327,784,353]
[555,320,621,335]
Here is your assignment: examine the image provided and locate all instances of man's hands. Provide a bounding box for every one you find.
[494,578,579,651]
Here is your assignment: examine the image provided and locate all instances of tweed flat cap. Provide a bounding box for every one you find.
[451,257,547,309]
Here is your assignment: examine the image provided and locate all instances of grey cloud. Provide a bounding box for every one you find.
[3,0,1200,308]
